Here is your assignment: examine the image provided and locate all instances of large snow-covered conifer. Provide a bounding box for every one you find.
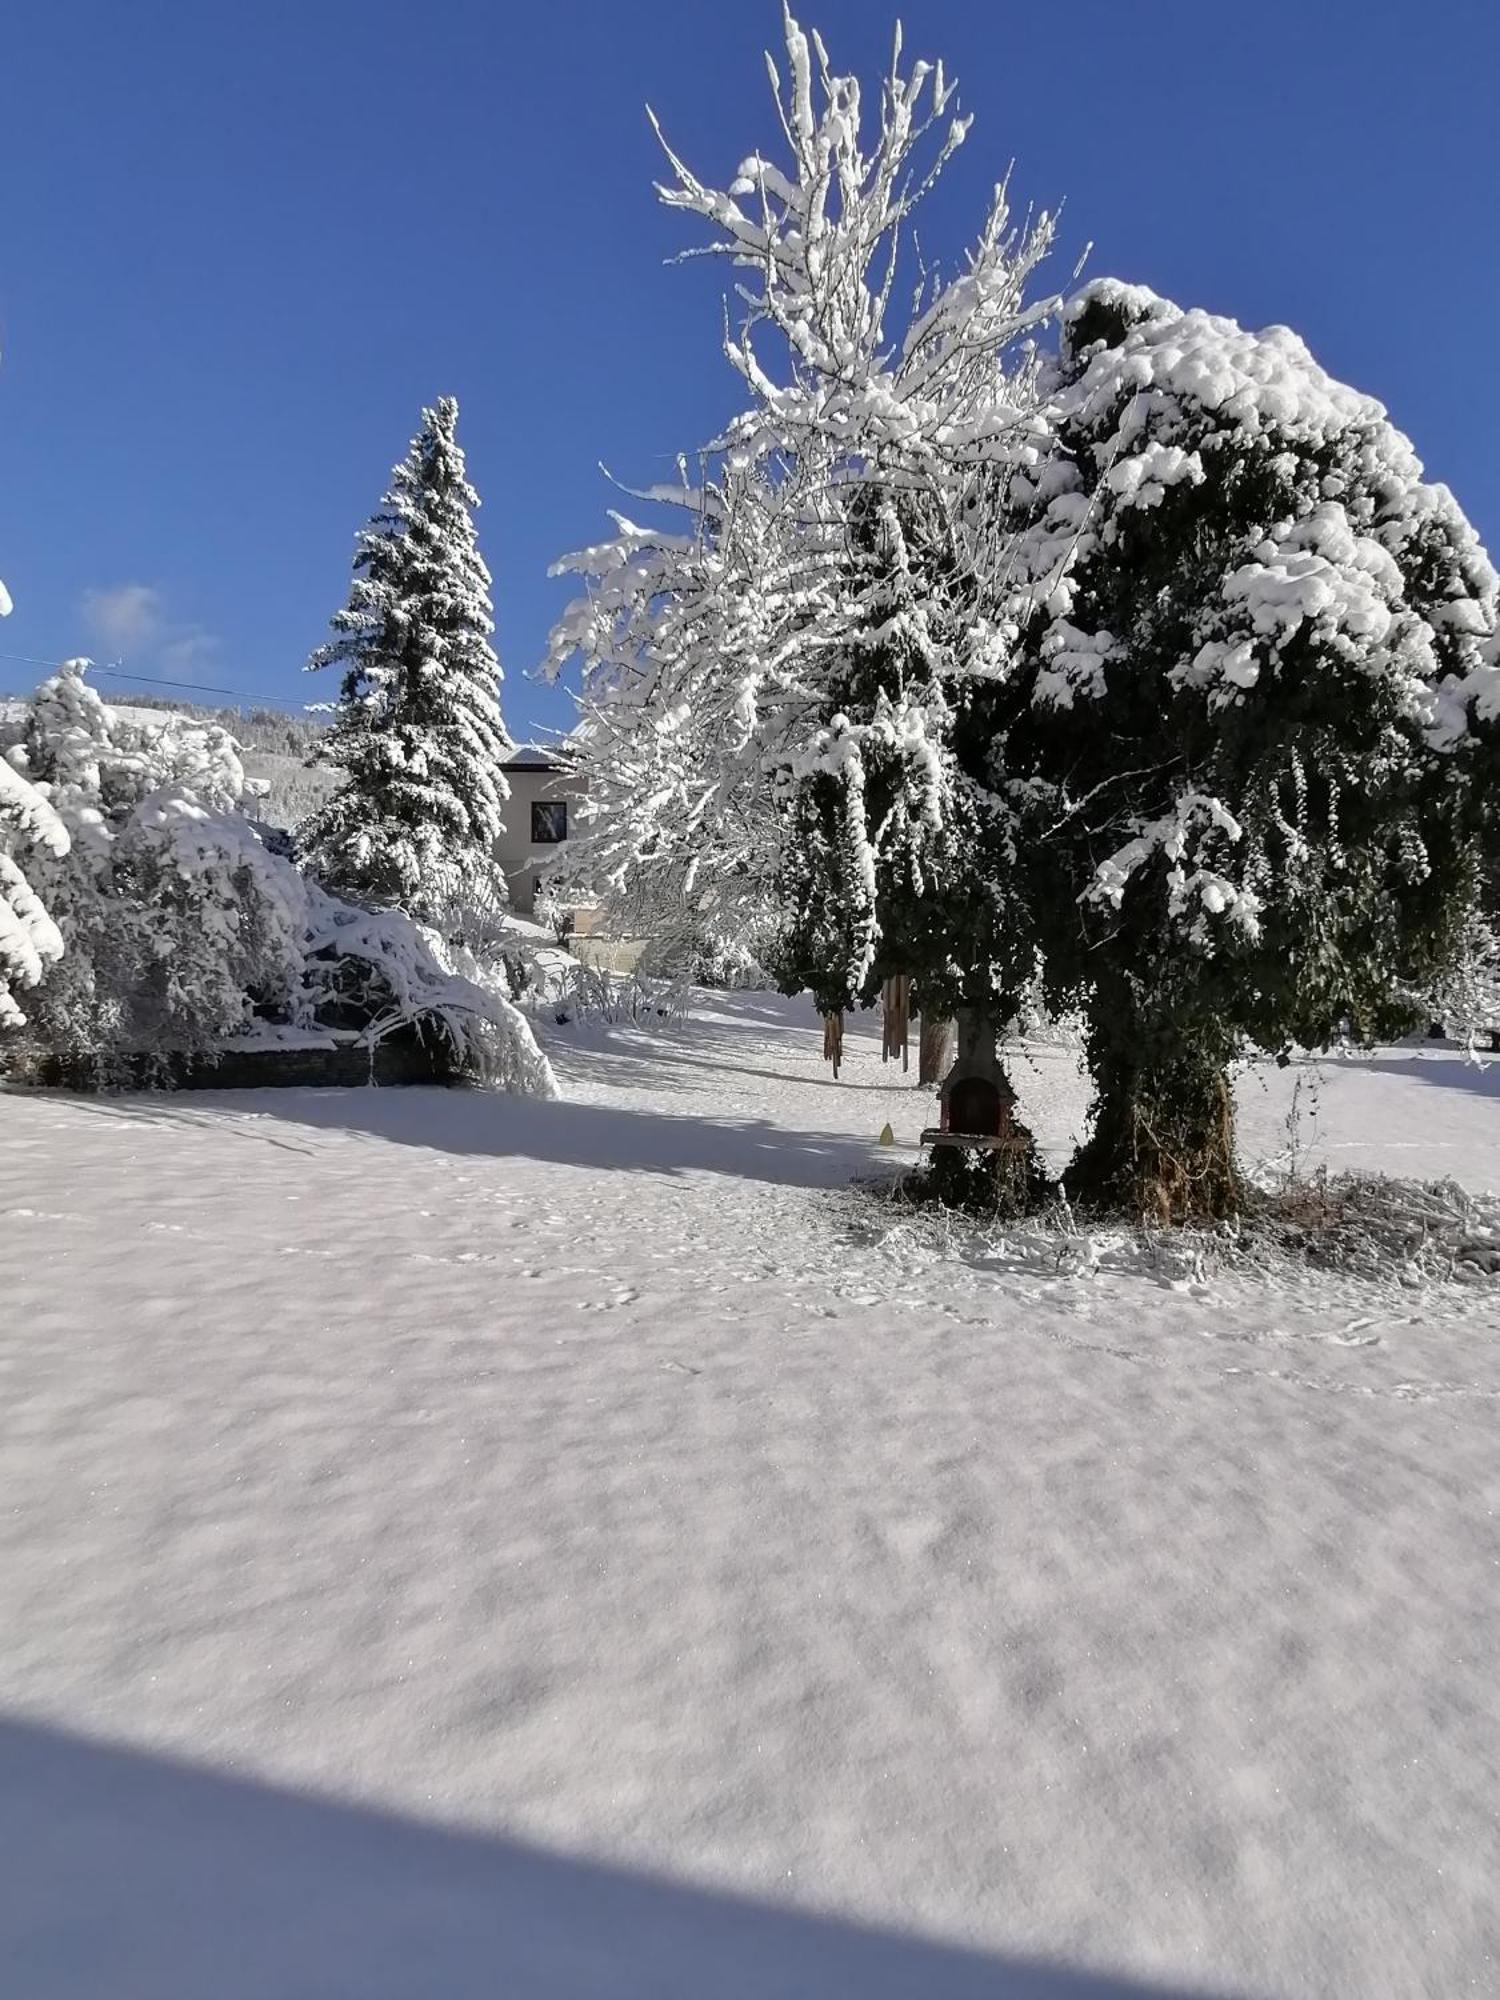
[301,397,513,927]
[1000,281,1500,1217]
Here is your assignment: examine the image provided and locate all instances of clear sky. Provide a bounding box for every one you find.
[1,1,1495,742]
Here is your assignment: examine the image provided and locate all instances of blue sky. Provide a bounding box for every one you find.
[1,1,1495,743]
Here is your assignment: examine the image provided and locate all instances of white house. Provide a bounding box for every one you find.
[495,743,590,916]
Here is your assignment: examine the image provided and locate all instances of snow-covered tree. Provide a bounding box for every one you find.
[0,577,69,1028]
[999,281,1500,1218]
[10,663,306,1066]
[549,10,1058,1033]
[0,759,69,1030]
[768,488,1036,1027]
[551,14,1500,1225]
[300,396,513,928]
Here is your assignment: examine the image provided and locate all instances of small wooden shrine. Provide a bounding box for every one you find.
[919,1016,1031,1154]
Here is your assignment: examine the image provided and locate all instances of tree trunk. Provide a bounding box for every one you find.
[1067,1034,1240,1224]
[918,1015,955,1086]
[954,1008,993,1077]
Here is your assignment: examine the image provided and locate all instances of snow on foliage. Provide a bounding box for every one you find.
[547,7,1500,1220]
[646,6,1057,480]
[548,9,1058,973]
[297,888,558,1098]
[1003,278,1500,988]
[4,666,555,1095]
[300,396,513,927]
[990,279,1500,1214]
[0,574,70,1028]
[9,664,303,1061]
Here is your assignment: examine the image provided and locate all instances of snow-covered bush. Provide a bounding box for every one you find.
[0,757,69,1031]
[1416,906,1500,1047]
[7,665,305,1067]
[532,885,578,947]
[3,665,557,1097]
[546,960,690,1031]
[296,888,557,1096]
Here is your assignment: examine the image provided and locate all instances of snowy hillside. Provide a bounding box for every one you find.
[0,692,334,831]
[2,995,1497,1998]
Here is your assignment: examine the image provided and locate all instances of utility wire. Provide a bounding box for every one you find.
[0,650,305,709]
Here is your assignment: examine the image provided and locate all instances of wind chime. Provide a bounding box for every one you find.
[880,973,911,1071]
[822,1010,844,1078]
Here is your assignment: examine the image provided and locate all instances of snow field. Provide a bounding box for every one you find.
[1,994,1498,1998]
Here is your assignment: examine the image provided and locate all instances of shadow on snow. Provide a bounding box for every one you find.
[1,1714,1242,2000]
[63,1085,900,1193]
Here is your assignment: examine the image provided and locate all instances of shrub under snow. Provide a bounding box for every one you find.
[3,666,555,1096]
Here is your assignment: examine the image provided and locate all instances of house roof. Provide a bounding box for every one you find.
[502,741,577,773]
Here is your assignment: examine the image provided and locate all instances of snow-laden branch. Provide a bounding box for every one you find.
[1087,792,1263,942]
[548,12,1064,960]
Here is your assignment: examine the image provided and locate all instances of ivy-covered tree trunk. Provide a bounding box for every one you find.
[1069,1003,1240,1224]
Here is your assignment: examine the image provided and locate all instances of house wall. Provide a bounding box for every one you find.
[495,762,589,914]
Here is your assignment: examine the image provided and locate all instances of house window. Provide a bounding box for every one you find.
[531,799,568,845]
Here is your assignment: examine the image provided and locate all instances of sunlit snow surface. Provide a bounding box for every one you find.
[2,995,1497,1998]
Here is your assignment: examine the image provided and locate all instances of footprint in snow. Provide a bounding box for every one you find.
[1198,1321,1382,1348]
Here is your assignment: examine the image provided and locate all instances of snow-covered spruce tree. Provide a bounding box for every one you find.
[300,396,513,929]
[999,281,1500,1220]
[550,11,1056,1079]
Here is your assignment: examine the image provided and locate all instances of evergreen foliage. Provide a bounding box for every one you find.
[552,16,1500,1224]
[770,493,1034,1026]
[10,664,307,1065]
[300,396,513,927]
[999,282,1500,1217]
[0,579,69,1029]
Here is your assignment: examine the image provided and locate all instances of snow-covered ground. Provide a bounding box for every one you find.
[2,996,1498,1999]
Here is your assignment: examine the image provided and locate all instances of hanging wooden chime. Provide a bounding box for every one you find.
[822,1009,845,1078]
[881,974,911,1072]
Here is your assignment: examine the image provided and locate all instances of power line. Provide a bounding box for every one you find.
[0,651,306,710]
